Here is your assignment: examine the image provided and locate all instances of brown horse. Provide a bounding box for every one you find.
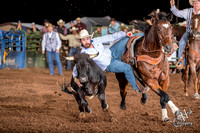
[116,12,181,122]
[183,14,200,99]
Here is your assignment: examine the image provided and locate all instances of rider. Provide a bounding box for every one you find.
[72,29,148,93]
[170,0,200,69]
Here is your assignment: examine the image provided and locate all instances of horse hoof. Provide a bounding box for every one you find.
[141,94,148,105]
[175,110,181,119]
[183,92,189,97]
[79,112,86,118]
[163,117,170,122]
[193,93,200,99]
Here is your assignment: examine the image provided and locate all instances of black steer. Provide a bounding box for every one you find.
[63,53,108,117]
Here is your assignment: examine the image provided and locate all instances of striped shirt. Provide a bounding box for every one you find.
[171,6,200,33]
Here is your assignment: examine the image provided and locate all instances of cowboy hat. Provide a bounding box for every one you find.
[189,0,200,6]
[76,17,81,21]
[57,19,65,25]
[47,23,54,28]
[70,27,78,32]
[79,29,93,39]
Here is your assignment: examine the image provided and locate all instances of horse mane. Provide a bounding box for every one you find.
[130,20,151,35]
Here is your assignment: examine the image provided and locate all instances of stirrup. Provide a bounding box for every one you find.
[176,60,184,70]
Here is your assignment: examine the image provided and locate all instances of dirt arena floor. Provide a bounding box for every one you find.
[0,68,199,132]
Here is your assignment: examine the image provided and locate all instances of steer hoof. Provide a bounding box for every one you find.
[103,104,109,112]
[193,93,200,99]
[120,102,126,110]
[79,112,86,118]
[85,107,92,113]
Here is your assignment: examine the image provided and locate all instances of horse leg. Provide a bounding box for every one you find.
[146,79,180,121]
[115,73,128,110]
[190,64,200,99]
[198,68,200,94]
[184,65,190,96]
[98,82,109,111]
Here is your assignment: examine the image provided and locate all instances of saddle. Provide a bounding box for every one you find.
[121,36,141,64]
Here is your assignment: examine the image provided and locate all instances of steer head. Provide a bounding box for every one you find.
[65,53,99,83]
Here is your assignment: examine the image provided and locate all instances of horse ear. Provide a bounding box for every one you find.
[168,13,173,22]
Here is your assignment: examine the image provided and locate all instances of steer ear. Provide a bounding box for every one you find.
[89,52,99,58]
[65,56,74,60]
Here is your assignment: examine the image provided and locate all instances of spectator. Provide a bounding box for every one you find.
[55,19,67,35]
[75,17,87,33]
[93,25,102,37]
[59,27,81,70]
[42,23,63,76]
[68,21,75,34]
[16,20,27,32]
[41,19,49,34]
[31,22,39,33]
[108,18,120,34]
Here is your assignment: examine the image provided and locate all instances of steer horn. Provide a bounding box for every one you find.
[89,52,99,58]
[65,56,74,60]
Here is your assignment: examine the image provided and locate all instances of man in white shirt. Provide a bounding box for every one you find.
[72,29,141,93]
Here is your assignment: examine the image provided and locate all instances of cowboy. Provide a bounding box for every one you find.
[41,19,50,34]
[75,17,87,33]
[42,23,63,76]
[72,29,146,93]
[108,18,120,34]
[55,19,67,35]
[31,22,39,33]
[170,0,200,69]
[16,20,27,32]
[59,27,81,70]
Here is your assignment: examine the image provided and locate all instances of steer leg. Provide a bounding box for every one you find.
[115,73,128,110]
[98,83,108,111]
[73,93,84,113]
[77,88,91,113]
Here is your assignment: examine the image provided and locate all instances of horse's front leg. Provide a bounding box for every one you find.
[115,73,128,110]
[190,63,200,99]
[146,79,180,122]
[184,64,190,96]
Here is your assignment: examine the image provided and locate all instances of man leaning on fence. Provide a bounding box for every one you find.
[42,23,63,76]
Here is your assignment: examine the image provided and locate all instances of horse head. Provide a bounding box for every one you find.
[152,11,174,53]
[191,14,200,38]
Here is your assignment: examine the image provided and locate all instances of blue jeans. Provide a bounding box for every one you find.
[178,32,190,64]
[67,47,80,70]
[47,51,63,75]
[106,37,139,91]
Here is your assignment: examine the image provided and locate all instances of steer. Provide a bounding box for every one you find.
[63,53,108,117]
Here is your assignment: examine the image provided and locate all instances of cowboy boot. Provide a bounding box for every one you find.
[176,44,187,70]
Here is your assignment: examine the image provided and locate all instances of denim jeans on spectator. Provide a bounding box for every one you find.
[106,37,139,91]
[47,51,63,75]
[67,47,80,70]
[178,32,190,65]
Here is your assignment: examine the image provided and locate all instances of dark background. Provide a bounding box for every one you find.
[1,0,190,25]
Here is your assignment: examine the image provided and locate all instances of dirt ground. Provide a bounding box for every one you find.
[0,68,199,132]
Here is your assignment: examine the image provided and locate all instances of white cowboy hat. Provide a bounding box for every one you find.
[189,0,200,6]
[70,27,78,32]
[79,29,94,39]
[57,19,65,25]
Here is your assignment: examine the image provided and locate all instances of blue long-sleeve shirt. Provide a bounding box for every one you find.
[72,31,127,78]
[108,22,120,34]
